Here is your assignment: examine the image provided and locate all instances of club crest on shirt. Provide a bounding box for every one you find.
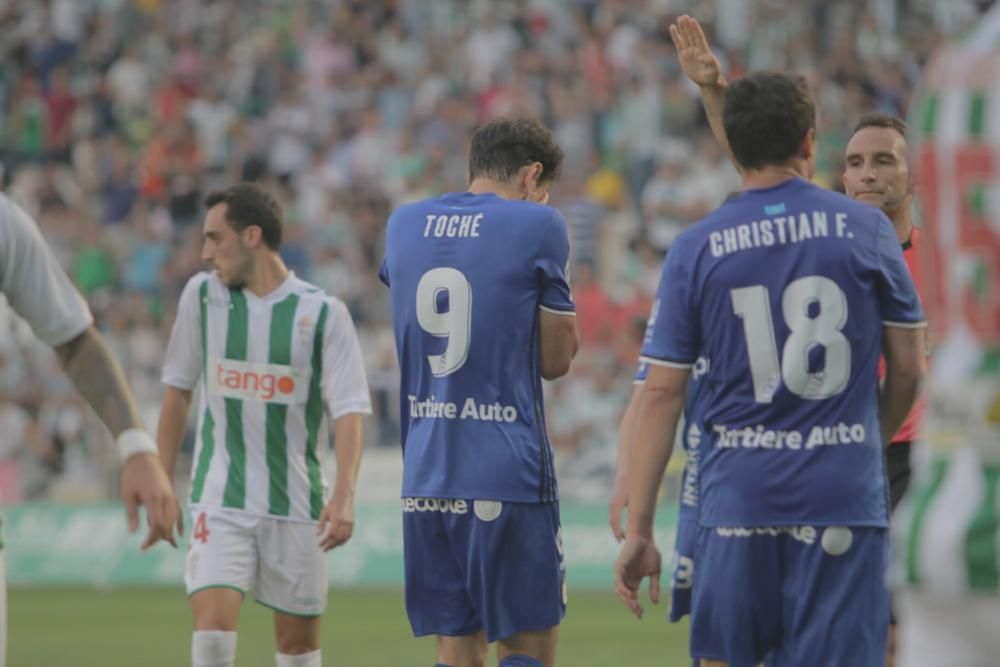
[297,315,315,346]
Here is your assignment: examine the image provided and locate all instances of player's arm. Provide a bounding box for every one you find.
[610,381,643,541]
[880,325,926,447]
[626,365,688,538]
[669,15,738,171]
[539,309,579,380]
[536,209,578,380]
[0,195,179,548]
[317,299,373,551]
[873,210,928,447]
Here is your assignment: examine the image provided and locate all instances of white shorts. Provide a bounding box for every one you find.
[185,509,328,616]
[897,589,1000,667]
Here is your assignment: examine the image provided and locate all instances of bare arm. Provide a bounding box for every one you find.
[55,325,145,438]
[669,15,739,172]
[317,412,365,551]
[609,384,644,541]
[56,325,182,547]
[538,309,579,380]
[625,365,689,537]
[880,325,927,447]
[157,385,193,480]
[331,412,365,501]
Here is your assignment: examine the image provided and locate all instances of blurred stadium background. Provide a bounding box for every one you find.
[0,0,994,664]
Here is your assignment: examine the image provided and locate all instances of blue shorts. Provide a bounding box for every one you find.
[669,512,697,622]
[402,498,565,643]
[691,525,889,667]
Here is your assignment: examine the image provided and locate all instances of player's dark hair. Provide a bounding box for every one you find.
[468,117,564,185]
[722,72,816,171]
[204,182,283,250]
[851,112,908,140]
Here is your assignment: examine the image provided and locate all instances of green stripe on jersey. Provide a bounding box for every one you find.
[919,94,938,138]
[304,303,328,520]
[964,466,1000,590]
[265,294,299,516]
[906,458,950,585]
[191,280,214,504]
[969,92,987,138]
[222,290,248,509]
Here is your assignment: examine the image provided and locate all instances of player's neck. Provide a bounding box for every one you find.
[244,252,290,298]
[467,178,522,200]
[740,165,804,192]
[886,203,913,244]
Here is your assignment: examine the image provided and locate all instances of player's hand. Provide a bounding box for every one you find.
[670,15,724,88]
[121,452,182,550]
[614,533,662,619]
[317,492,354,551]
[608,478,628,542]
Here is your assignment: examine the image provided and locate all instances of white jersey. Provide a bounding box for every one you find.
[162,271,372,522]
[0,193,92,345]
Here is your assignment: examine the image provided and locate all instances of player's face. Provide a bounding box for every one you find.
[201,204,253,289]
[843,126,911,214]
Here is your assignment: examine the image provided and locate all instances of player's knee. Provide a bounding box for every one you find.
[499,656,544,667]
[192,630,237,667]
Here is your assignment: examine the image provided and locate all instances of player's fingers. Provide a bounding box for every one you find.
[668,24,684,50]
[691,15,710,49]
[177,503,185,537]
[678,15,695,46]
[124,492,140,533]
[649,572,661,605]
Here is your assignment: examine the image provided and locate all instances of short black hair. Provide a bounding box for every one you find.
[851,112,908,140]
[204,182,283,250]
[468,117,564,185]
[722,72,816,171]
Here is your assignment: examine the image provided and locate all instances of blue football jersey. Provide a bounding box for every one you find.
[641,178,925,527]
[380,192,574,502]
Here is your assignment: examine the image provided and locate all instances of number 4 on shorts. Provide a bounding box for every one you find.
[193,512,210,543]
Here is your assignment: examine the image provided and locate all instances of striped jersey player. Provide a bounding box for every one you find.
[158,183,371,667]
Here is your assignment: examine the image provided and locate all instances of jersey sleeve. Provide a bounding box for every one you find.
[322,298,373,419]
[874,211,926,328]
[0,195,93,346]
[162,275,206,390]
[633,360,648,384]
[535,209,575,314]
[640,239,701,368]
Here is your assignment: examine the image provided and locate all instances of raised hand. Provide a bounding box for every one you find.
[669,15,724,88]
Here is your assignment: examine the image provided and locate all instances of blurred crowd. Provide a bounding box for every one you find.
[0,0,989,503]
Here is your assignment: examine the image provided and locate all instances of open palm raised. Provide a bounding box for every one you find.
[669,15,724,88]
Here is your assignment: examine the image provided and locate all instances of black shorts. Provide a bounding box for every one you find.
[887,441,912,512]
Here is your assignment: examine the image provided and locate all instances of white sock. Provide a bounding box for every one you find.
[192,630,237,667]
[276,650,322,667]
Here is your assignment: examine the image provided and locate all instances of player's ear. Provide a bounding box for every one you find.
[521,161,544,198]
[242,224,263,248]
[801,128,817,161]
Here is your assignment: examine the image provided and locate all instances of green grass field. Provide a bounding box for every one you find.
[8,588,690,666]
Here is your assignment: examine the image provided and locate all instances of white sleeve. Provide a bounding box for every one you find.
[322,298,372,419]
[0,195,93,346]
[161,275,206,390]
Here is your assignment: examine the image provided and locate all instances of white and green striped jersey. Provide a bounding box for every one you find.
[162,271,372,522]
[896,3,1000,597]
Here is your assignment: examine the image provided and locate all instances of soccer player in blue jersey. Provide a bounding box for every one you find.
[380,117,579,667]
[614,72,927,666]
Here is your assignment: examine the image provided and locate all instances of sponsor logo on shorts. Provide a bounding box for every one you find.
[401,497,468,514]
[715,525,818,546]
[820,526,854,556]
[473,500,502,522]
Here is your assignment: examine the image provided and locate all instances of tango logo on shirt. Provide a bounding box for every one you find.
[207,359,311,404]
